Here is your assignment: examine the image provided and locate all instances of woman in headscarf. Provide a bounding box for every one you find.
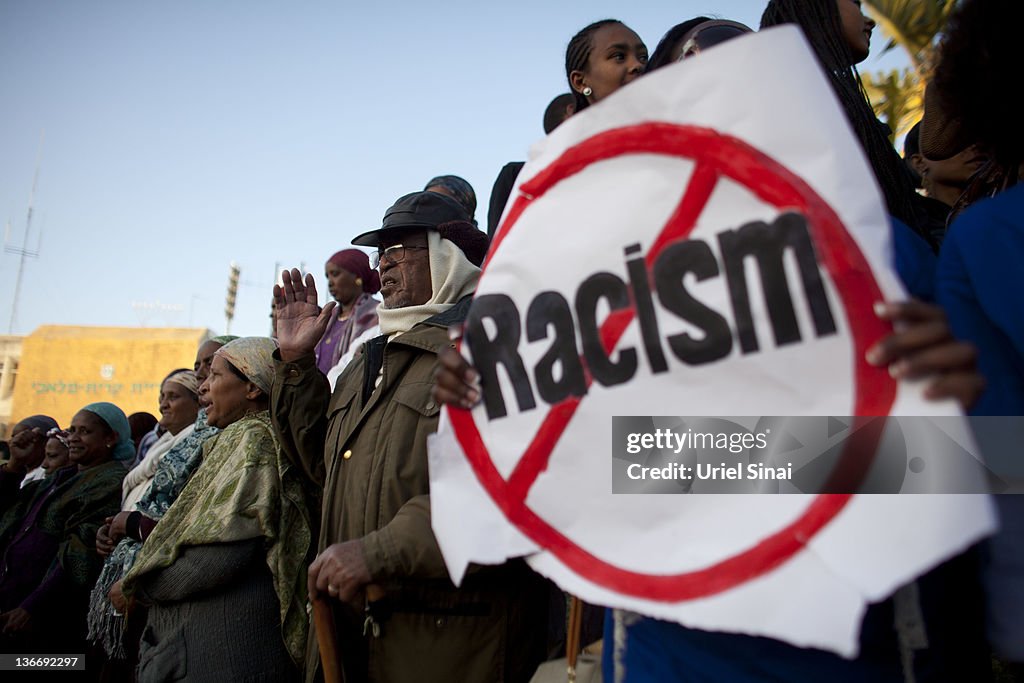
[314,249,381,376]
[0,403,128,654]
[88,340,231,672]
[43,428,70,475]
[424,174,478,225]
[122,337,315,682]
[120,370,201,511]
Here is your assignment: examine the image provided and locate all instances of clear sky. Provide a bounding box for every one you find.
[0,1,909,338]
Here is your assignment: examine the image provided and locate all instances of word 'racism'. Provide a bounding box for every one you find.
[465,212,838,420]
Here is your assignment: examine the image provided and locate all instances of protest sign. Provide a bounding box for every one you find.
[428,26,995,656]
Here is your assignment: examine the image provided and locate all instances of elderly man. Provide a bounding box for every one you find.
[272,191,546,683]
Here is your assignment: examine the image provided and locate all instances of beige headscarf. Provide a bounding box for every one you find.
[164,369,200,397]
[215,337,278,395]
[377,230,480,335]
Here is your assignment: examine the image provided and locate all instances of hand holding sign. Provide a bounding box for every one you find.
[867,300,983,406]
[433,343,481,411]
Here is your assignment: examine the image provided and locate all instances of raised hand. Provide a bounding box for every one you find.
[7,427,45,474]
[273,268,338,361]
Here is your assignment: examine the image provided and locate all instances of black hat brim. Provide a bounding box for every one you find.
[351,222,436,248]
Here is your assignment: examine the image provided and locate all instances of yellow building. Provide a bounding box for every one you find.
[8,326,209,431]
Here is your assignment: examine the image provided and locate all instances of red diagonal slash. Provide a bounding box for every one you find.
[449,123,894,601]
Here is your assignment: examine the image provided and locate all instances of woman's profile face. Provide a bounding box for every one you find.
[202,355,255,429]
[325,262,361,306]
[67,410,115,468]
[194,340,224,408]
[572,23,648,104]
[837,0,875,64]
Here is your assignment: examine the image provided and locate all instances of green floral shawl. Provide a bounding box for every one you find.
[122,411,314,666]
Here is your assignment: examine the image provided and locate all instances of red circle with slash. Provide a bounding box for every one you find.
[449,123,894,601]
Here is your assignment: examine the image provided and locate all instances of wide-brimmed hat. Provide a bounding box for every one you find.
[919,81,970,161]
[352,191,489,266]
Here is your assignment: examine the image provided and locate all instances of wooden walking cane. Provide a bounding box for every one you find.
[313,585,386,683]
[313,597,344,683]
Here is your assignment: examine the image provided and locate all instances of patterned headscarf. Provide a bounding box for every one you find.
[210,334,239,345]
[424,175,477,220]
[327,249,381,294]
[215,337,278,396]
[164,369,200,397]
[80,402,135,462]
[46,427,70,448]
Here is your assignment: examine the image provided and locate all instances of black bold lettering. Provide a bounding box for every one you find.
[575,272,638,387]
[464,294,536,420]
[526,291,587,405]
[653,240,733,364]
[717,212,837,353]
[624,244,668,375]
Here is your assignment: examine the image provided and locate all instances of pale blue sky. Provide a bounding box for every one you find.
[0,1,909,337]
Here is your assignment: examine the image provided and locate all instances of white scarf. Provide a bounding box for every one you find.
[377,231,480,335]
[121,423,196,511]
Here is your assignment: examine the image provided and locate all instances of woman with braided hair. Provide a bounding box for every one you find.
[760,0,933,246]
[565,19,648,114]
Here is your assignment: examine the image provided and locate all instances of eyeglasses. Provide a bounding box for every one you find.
[369,244,429,270]
[677,20,753,61]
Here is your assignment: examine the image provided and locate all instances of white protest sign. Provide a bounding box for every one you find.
[428,26,995,657]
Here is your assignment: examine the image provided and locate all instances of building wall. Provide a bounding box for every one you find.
[9,326,210,430]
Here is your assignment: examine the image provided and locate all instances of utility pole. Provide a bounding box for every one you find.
[5,131,44,334]
[225,262,240,334]
[269,261,280,337]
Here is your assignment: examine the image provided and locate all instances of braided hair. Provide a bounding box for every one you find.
[565,19,622,112]
[761,0,928,244]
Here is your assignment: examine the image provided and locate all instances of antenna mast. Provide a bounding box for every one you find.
[5,130,45,334]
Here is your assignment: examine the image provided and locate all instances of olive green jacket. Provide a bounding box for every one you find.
[272,298,547,683]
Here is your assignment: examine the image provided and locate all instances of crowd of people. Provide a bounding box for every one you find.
[0,0,1020,680]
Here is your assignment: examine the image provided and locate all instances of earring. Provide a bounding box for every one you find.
[582,86,593,97]
[355,277,363,286]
